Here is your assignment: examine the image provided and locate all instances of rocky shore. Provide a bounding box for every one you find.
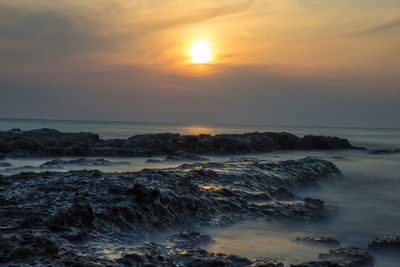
[0,157,361,266]
[0,128,359,158]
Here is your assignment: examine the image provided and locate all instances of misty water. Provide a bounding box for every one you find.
[1,118,399,266]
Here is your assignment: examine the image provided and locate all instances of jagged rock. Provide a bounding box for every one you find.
[0,157,341,265]
[49,202,95,231]
[368,149,400,155]
[0,128,360,158]
[292,247,373,267]
[293,236,341,247]
[368,236,400,251]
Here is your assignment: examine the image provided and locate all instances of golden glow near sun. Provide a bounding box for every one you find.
[189,41,212,63]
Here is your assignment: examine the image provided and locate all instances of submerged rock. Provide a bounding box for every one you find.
[40,158,130,168]
[0,128,359,158]
[368,149,400,155]
[293,247,374,267]
[0,157,341,265]
[0,162,11,167]
[115,230,284,267]
[293,236,341,247]
[165,152,209,162]
[368,236,400,251]
[146,158,163,163]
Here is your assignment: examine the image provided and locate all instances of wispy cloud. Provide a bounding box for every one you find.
[354,17,400,35]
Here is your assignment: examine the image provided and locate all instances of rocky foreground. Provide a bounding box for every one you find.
[0,156,381,266]
[0,128,359,158]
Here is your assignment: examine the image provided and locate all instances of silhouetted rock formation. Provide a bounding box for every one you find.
[0,128,359,158]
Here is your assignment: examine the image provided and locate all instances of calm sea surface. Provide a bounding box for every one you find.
[1,118,399,266]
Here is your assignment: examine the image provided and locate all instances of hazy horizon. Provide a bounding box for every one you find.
[1,116,400,131]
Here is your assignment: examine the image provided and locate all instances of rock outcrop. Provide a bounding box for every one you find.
[40,158,130,168]
[293,236,341,247]
[0,157,340,265]
[292,247,374,267]
[368,236,400,252]
[0,128,359,158]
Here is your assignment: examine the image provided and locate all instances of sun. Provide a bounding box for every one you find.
[189,41,212,64]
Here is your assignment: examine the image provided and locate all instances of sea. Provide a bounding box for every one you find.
[1,118,399,266]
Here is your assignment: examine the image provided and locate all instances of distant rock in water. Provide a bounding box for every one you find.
[368,236,400,251]
[40,158,130,168]
[0,162,11,167]
[0,128,360,158]
[368,149,400,155]
[293,236,341,247]
[146,152,209,163]
[293,247,374,267]
[165,152,209,162]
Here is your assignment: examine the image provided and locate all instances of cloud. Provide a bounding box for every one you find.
[353,17,400,36]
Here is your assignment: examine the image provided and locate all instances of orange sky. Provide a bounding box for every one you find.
[0,0,399,126]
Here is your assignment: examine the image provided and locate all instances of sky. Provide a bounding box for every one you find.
[0,0,399,127]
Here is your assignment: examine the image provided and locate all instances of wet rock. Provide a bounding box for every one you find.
[0,157,341,265]
[368,236,400,251]
[0,128,359,158]
[146,153,209,163]
[146,158,163,163]
[368,149,400,155]
[293,247,373,267]
[49,202,95,231]
[0,233,59,263]
[293,236,341,247]
[0,128,99,157]
[116,231,283,267]
[0,162,11,167]
[165,152,209,162]
[40,158,130,168]
[0,152,4,160]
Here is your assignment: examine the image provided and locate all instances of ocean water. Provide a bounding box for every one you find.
[1,118,399,266]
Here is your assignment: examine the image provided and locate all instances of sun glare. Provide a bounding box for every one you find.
[189,41,212,64]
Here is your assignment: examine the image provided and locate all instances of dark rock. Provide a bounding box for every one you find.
[165,153,209,161]
[293,236,341,247]
[292,247,373,267]
[368,236,400,251]
[0,162,11,167]
[0,157,341,265]
[0,152,4,160]
[49,202,95,231]
[40,158,130,168]
[0,128,359,158]
[369,149,400,155]
[146,158,163,163]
